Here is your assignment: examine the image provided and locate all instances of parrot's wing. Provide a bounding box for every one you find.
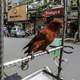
[23,32,46,49]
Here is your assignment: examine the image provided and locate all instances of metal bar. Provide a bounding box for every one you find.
[57,0,67,79]
[3,46,63,67]
[77,0,80,40]
[0,0,4,80]
[64,0,67,39]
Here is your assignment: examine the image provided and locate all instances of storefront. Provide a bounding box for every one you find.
[66,11,78,38]
[41,6,64,37]
[8,5,27,22]
[7,5,35,34]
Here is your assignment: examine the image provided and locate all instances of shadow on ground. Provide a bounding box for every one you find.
[4,73,22,80]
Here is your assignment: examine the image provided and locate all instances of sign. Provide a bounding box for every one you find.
[70,0,77,7]
[67,11,78,19]
[8,5,27,22]
[42,7,64,17]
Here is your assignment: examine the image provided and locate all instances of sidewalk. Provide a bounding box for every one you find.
[64,37,80,43]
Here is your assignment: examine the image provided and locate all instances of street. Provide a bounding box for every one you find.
[3,37,80,80]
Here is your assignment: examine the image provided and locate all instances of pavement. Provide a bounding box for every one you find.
[3,37,80,80]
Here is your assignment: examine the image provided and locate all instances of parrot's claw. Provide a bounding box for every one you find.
[21,60,29,70]
[27,53,35,60]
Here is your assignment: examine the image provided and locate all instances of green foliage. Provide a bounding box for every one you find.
[36,2,55,12]
[22,0,34,5]
[28,1,60,19]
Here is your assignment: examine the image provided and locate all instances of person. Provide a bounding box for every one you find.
[7,26,11,37]
[3,26,9,37]
[70,21,78,38]
[74,30,79,43]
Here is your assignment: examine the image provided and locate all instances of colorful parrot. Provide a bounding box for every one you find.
[21,18,63,70]
[23,18,63,56]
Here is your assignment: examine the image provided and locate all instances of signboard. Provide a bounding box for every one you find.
[8,5,27,22]
[42,7,64,17]
[70,0,77,7]
[67,11,78,19]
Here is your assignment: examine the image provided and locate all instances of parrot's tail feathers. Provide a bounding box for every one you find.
[46,49,50,54]
[42,49,50,54]
[24,48,31,54]
[24,50,29,54]
[24,50,28,54]
[23,44,29,50]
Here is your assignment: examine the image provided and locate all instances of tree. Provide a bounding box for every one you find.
[20,0,34,5]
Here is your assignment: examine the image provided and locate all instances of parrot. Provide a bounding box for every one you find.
[21,18,64,70]
[23,18,63,56]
